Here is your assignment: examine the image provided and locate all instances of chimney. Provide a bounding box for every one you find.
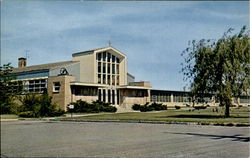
[18,57,27,68]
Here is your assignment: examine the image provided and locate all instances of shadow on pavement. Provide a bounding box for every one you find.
[162,114,249,119]
[164,132,250,142]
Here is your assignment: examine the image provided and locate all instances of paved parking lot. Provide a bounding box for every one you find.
[1,120,249,157]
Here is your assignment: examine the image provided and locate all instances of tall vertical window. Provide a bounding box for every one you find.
[98,74,101,84]
[103,52,106,61]
[103,63,106,73]
[116,57,120,63]
[112,64,115,74]
[103,75,106,84]
[112,90,115,104]
[107,63,110,74]
[107,75,111,85]
[116,65,119,74]
[98,62,101,73]
[103,89,106,102]
[107,53,111,62]
[98,89,102,101]
[112,55,115,62]
[117,90,120,105]
[97,53,102,61]
[108,90,111,103]
[117,75,119,85]
[112,75,115,85]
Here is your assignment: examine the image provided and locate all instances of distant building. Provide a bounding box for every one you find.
[12,47,250,110]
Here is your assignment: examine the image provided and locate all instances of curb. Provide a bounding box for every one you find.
[52,119,250,127]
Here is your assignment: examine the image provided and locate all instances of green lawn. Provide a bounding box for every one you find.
[61,107,250,124]
[0,114,19,119]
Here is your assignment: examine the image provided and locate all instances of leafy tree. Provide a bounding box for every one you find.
[0,63,22,114]
[181,26,250,117]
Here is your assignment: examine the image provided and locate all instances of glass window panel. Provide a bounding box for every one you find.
[107,63,110,74]
[107,53,111,62]
[103,63,106,73]
[116,57,120,63]
[112,64,115,74]
[116,65,119,74]
[98,62,101,73]
[112,55,115,62]
[103,52,106,61]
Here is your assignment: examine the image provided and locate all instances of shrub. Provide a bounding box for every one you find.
[132,104,141,111]
[175,105,181,110]
[149,102,167,111]
[132,102,167,112]
[19,93,65,117]
[69,100,117,113]
[18,111,34,118]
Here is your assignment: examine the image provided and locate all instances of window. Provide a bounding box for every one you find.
[98,62,101,73]
[97,53,102,61]
[112,55,115,62]
[103,63,106,73]
[112,64,115,74]
[116,57,120,63]
[107,75,110,85]
[107,63,110,74]
[107,53,111,62]
[108,90,111,103]
[116,64,119,74]
[103,75,106,84]
[112,90,115,104]
[116,75,119,85]
[103,52,106,61]
[53,82,61,93]
[103,89,106,102]
[98,89,102,101]
[27,79,47,93]
[112,75,115,85]
[98,74,101,84]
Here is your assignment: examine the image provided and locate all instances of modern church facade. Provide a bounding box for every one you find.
[12,47,249,111]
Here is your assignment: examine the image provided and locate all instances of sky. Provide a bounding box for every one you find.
[1,1,249,91]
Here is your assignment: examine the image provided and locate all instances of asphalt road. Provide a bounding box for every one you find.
[1,120,249,158]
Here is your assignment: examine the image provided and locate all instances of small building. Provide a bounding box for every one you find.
[12,46,250,110]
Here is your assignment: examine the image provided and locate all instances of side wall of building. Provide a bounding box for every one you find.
[47,75,75,111]
[72,52,95,83]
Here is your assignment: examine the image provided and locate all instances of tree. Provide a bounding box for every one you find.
[0,63,23,114]
[181,26,250,117]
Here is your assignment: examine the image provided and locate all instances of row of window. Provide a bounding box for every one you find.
[98,89,120,105]
[97,62,119,74]
[151,95,171,102]
[97,51,120,63]
[23,79,47,93]
[74,87,98,96]
[97,74,119,85]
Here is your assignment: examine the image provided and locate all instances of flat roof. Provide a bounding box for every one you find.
[70,82,107,87]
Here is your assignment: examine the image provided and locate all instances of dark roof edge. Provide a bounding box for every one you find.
[127,72,135,78]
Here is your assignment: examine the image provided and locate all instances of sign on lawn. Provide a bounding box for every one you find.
[68,104,74,109]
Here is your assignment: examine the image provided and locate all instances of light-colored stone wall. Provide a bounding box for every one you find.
[72,52,95,83]
[47,75,75,111]
[72,96,98,103]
